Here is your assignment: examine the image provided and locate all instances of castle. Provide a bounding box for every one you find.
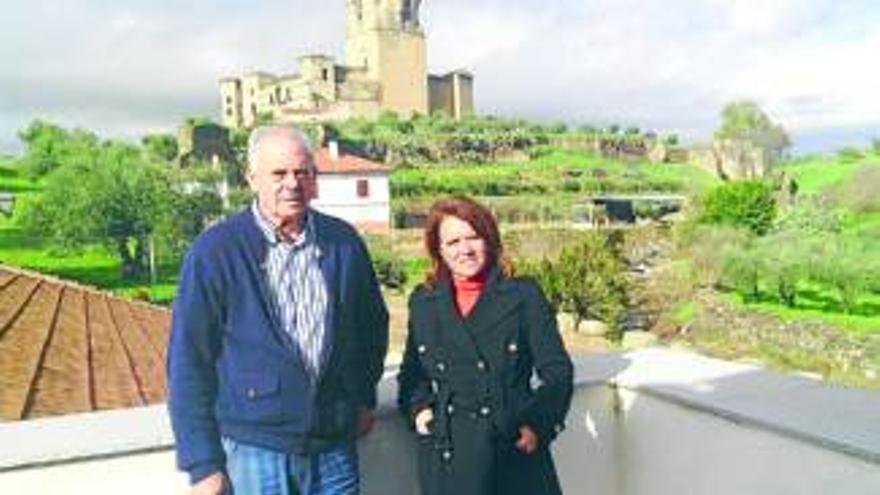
[220,0,474,129]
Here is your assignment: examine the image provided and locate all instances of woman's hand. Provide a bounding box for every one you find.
[516,425,539,454]
[414,408,434,435]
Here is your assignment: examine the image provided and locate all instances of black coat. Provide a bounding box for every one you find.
[398,270,574,495]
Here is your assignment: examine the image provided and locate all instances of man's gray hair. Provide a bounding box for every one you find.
[246,125,316,171]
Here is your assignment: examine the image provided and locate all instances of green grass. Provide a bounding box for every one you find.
[0,160,42,194]
[778,152,880,195]
[721,289,880,336]
[671,301,697,325]
[0,224,180,306]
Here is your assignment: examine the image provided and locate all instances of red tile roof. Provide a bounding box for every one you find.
[0,265,171,421]
[314,149,391,175]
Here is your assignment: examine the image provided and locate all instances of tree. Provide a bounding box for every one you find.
[756,230,808,307]
[715,100,790,161]
[699,180,778,235]
[18,119,100,178]
[556,233,629,341]
[21,140,176,280]
[142,133,179,163]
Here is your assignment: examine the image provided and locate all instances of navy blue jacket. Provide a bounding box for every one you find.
[167,208,388,484]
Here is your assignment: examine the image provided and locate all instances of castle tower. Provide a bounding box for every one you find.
[345,0,428,116]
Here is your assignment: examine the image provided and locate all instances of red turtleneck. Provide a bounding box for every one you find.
[452,273,487,317]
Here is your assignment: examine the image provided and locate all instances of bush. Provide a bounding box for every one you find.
[699,180,777,235]
[837,146,865,162]
[810,239,879,314]
[517,233,629,341]
[755,230,809,307]
[371,249,408,291]
[772,194,845,234]
[721,244,762,302]
[517,257,564,310]
[682,224,753,289]
[556,233,629,341]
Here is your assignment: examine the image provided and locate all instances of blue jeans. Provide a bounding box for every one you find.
[222,437,359,495]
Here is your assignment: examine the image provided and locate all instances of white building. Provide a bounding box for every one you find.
[311,143,392,234]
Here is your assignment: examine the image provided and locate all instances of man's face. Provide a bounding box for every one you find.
[247,133,316,226]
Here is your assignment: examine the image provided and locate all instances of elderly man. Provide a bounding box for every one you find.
[168,126,389,495]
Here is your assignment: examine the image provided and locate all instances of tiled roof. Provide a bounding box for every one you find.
[0,265,171,422]
[314,149,391,175]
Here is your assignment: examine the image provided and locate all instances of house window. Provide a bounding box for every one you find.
[356,179,369,198]
[322,68,329,81]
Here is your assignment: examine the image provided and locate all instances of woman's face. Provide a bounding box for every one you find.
[438,215,488,281]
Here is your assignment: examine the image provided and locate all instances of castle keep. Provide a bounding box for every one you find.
[220,0,474,128]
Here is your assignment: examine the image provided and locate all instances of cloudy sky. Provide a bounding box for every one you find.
[3,0,879,154]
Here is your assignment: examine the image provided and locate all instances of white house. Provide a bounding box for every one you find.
[311,142,392,234]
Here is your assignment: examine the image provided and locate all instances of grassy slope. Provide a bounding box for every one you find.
[723,152,880,335]
[778,150,880,194]
[393,149,719,195]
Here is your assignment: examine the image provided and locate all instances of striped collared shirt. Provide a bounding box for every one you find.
[251,202,328,380]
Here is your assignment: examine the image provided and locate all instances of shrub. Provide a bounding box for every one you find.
[721,244,762,302]
[556,233,629,341]
[772,194,845,234]
[699,180,777,235]
[682,224,753,288]
[517,257,563,310]
[517,233,629,341]
[837,146,865,162]
[756,230,809,307]
[371,249,408,291]
[810,239,879,314]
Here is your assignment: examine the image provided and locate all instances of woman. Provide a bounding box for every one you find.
[398,196,574,495]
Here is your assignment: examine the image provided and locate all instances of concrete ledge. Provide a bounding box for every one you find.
[579,348,880,465]
[0,405,174,472]
[1,348,878,472]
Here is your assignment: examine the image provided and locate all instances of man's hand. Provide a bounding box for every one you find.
[516,425,539,455]
[414,408,434,435]
[190,472,228,495]
[357,407,376,437]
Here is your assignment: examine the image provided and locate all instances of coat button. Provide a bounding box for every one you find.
[479,406,491,417]
[247,388,256,399]
[508,342,518,353]
[446,404,455,414]
[436,362,446,373]
[417,344,427,354]
[476,360,486,371]
[442,450,453,461]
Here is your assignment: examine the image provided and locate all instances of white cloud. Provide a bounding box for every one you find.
[1,0,878,153]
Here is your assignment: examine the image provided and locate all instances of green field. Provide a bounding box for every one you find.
[778,150,880,195]
[0,161,179,304]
